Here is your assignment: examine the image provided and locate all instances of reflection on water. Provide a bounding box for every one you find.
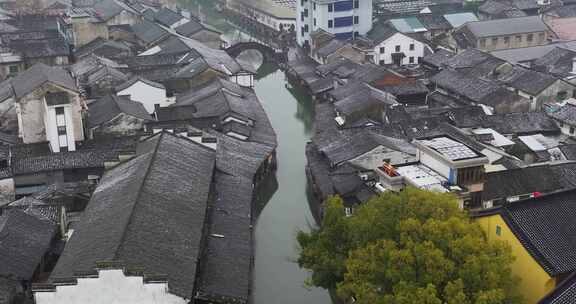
[253,173,279,217]
[287,82,315,136]
[256,62,279,80]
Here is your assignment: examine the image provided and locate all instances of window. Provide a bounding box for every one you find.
[313,2,316,10]
[354,31,359,37]
[328,20,333,28]
[570,126,575,134]
[328,4,333,12]
[491,37,498,45]
[58,134,68,147]
[527,33,533,42]
[395,45,400,52]
[55,107,65,115]
[57,126,66,135]
[304,24,309,32]
[479,38,486,47]
[409,43,414,50]
[301,27,304,36]
[303,8,308,17]
[504,36,510,44]
[354,16,359,24]
[539,32,545,41]
[314,18,316,26]
[515,35,522,42]
[409,56,414,63]
[558,91,568,100]
[379,60,384,65]
[379,47,385,54]
[496,225,502,236]
[345,207,353,217]
[354,0,359,8]
[8,65,18,74]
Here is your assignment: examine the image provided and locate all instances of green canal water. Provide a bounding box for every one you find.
[252,66,331,304]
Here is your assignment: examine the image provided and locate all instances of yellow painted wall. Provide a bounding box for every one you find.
[476,214,556,304]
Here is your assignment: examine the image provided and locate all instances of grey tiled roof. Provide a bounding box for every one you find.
[131,19,169,44]
[559,145,576,161]
[166,79,277,146]
[87,95,153,128]
[549,103,576,126]
[483,166,563,201]
[74,37,132,59]
[93,0,135,22]
[464,16,547,38]
[482,112,559,135]
[532,47,576,78]
[10,137,140,175]
[0,209,56,280]
[0,276,17,304]
[429,68,516,106]
[422,48,455,68]
[7,38,70,59]
[502,189,576,276]
[316,39,346,58]
[417,14,451,31]
[154,7,184,27]
[114,75,165,91]
[175,19,206,37]
[49,132,217,299]
[366,23,399,44]
[10,63,77,99]
[195,172,252,303]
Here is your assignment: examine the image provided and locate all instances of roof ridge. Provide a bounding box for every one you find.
[111,132,164,262]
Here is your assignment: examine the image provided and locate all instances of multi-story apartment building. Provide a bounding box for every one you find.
[297,0,373,47]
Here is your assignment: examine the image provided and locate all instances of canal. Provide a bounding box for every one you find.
[177,1,330,301]
[252,66,331,304]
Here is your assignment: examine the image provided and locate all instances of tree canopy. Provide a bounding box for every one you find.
[297,188,521,304]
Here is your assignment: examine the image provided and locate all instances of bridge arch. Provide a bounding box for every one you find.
[225,42,287,65]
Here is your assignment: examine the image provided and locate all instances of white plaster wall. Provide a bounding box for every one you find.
[375,33,426,65]
[34,270,188,304]
[558,121,576,136]
[64,106,76,151]
[0,178,15,204]
[419,150,451,179]
[45,106,59,152]
[107,10,139,26]
[231,73,254,87]
[357,0,373,35]
[117,81,167,114]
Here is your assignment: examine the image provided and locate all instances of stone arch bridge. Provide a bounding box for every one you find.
[225,41,288,65]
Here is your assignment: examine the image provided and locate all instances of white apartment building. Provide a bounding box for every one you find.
[297,0,373,47]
